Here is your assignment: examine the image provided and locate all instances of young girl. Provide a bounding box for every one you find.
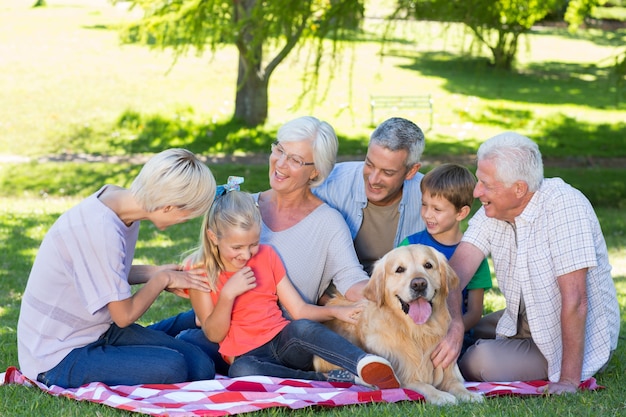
[185,190,400,389]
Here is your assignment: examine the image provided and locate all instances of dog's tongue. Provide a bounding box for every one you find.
[408,298,432,324]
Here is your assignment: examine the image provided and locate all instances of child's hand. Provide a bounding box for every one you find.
[334,303,364,324]
[221,266,257,300]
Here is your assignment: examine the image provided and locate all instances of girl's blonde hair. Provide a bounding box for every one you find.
[186,191,261,290]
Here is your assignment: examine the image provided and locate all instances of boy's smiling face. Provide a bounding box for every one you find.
[421,193,461,236]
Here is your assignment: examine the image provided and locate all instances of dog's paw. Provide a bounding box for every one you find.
[425,390,457,405]
[457,390,484,403]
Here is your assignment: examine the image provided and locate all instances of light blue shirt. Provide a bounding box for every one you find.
[313,161,425,248]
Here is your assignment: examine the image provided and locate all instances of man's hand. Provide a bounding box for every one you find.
[431,317,464,369]
[538,380,578,395]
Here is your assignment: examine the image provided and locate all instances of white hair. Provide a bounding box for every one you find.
[277,116,338,187]
[477,132,544,192]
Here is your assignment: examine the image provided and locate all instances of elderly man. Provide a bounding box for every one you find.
[436,131,619,395]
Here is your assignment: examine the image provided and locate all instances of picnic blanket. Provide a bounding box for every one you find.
[2,367,600,416]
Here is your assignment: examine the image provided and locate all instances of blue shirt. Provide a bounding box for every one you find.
[313,161,425,248]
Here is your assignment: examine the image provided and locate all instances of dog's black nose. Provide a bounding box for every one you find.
[411,278,427,294]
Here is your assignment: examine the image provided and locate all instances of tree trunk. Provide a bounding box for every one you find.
[233,53,269,127]
[491,30,518,70]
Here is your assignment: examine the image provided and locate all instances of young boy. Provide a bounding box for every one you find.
[399,163,492,354]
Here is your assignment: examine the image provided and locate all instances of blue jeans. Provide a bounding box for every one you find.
[176,328,231,376]
[147,308,198,336]
[228,319,368,380]
[36,323,216,388]
[150,309,231,375]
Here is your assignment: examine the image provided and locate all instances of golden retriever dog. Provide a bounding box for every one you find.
[314,244,483,405]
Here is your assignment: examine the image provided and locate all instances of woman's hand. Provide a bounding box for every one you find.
[221,266,257,300]
[162,267,211,297]
[333,303,364,324]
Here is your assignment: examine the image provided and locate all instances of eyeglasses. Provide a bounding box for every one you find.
[270,141,315,169]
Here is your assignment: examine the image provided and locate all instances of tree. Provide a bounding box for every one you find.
[118,0,364,127]
[393,0,606,70]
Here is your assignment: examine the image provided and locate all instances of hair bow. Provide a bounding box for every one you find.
[215,176,244,197]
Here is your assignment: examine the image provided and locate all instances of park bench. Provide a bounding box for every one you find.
[369,94,433,130]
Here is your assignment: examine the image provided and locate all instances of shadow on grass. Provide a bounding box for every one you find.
[528,25,626,49]
[56,101,625,161]
[534,115,626,158]
[59,109,371,158]
[0,162,142,198]
[392,51,624,109]
[465,109,626,159]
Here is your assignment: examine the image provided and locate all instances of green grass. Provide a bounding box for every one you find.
[1,197,625,417]
[1,1,626,416]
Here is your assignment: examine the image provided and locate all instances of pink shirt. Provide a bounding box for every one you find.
[210,245,289,357]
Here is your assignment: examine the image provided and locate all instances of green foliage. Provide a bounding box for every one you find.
[592,5,626,20]
[395,0,611,69]
[118,0,366,126]
[565,0,608,30]
[395,0,564,69]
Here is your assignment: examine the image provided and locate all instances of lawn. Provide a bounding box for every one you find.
[1,1,625,416]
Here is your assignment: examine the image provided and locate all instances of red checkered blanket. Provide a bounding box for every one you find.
[2,367,600,416]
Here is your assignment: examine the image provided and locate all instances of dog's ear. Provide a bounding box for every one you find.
[435,249,460,297]
[364,255,386,307]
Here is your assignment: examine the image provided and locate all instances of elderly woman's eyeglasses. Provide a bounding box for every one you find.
[270,141,315,169]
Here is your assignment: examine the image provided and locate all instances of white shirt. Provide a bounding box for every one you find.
[17,187,138,380]
[253,194,368,304]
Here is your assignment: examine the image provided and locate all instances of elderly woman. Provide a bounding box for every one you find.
[254,116,369,305]
[174,116,369,374]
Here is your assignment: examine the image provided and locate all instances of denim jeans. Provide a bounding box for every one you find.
[37,323,216,388]
[228,319,368,380]
[176,328,231,376]
[148,308,198,336]
[150,309,231,375]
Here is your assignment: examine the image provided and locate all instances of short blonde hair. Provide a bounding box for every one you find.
[130,148,216,218]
